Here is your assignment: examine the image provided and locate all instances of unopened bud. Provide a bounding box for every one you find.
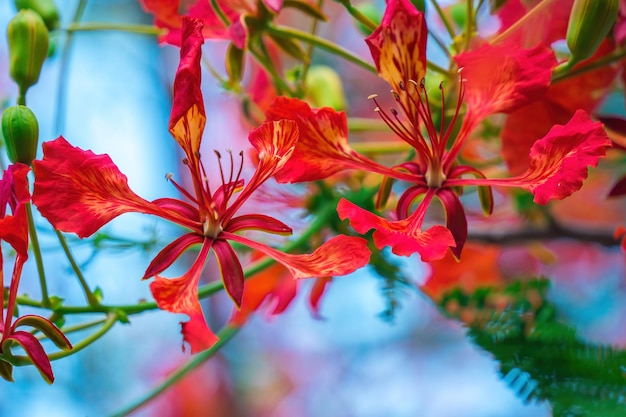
[566,0,618,67]
[305,65,346,110]
[14,0,60,31]
[7,9,50,98]
[1,105,39,165]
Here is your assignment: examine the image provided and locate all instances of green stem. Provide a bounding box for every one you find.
[26,203,50,308]
[55,230,99,306]
[63,23,163,36]
[552,48,626,83]
[109,325,239,417]
[54,0,88,134]
[430,0,458,53]
[16,200,340,316]
[250,42,293,96]
[267,24,377,74]
[348,117,391,132]
[464,0,473,51]
[343,3,378,33]
[427,61,453,77]
[4,313,118,366]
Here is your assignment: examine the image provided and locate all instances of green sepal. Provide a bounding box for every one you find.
[268,33,307,62]
[13,0,60,31]
[1,105,39,165]
[477,185,494,216]
[282,0,327,21]
[566,0,619,67]
[226,43,246,90]
[12,314,72,350]
[0,361,14,382]
[93,286,104,303]
[7,9,50,97]
[376,176,395,210]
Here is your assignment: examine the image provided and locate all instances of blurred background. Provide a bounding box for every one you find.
[0,1,624,416]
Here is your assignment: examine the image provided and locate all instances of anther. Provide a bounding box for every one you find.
[390,108,399,116]
[399,81,406,91]
[419,78,426,88]
[368,94,378,100]
[165,173,173,180]
[392,91,401,101]
[182,158,189,165]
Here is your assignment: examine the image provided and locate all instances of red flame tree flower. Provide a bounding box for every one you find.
[32,18,370,353]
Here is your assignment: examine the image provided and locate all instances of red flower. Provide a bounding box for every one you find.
[32,18,370,353]
[0,164,71,383]
[265,0,611,260]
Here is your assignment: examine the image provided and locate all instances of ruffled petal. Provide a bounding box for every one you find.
[224,232,371,278]
[455,43,556,119]
[337,198,453,261]
[168,17,206,160]
[213,240,245,306]
[33,137,185,238]
[365,0,427,93]
[501,110,612,204]
[264,97,398,182]
[0,164,30,257]
[149,240,218,353]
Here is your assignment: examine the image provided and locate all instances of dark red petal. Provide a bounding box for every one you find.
[168,17,206,161]
[224,232,371,278]
[33,137,187,238]
[608,175,626,198]
[2,331,54,383]
[149,240,218,353]
[213,240,244,306]
[365,0,427,93]
[0,164,30,257]
[264,97,400,182]
[337,198,453,261]
[436,189,468,259]
[226,214,292,235]
[143,234,205,279]
[455,43,556,119]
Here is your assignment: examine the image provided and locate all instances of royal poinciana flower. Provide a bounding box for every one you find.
[265,0,611,259]
[32,18,370,353]
[0,164,71,383]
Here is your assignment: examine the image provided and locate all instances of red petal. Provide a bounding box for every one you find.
[264,97,396,182]
[149,240,218,353]
[224,232,371,278]
[33,137,183,238]
[436,189,467,260]
[455,43,556,119]
[213,240,244,306]
[3,331,54,383]
[169,17,206,160]
[504,110,612,204]
[229,255,296,326]
[143,234,204,279]
[224,120,300,219]
[495,0,573,48]
[365,0,427,93]
[11,315,72,351]
[337,198,453,261]
[226,214,292,235]
[0,164,30,257]
[309,276,332,318]
[139,0,229,45]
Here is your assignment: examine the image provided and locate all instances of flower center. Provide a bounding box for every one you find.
[203,213,223,239]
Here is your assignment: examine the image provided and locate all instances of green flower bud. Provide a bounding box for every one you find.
[1,105,39,165]
[566,0,618,67]
[7,9,50,99]
[14,0,60,31]
[305,65,347,111]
